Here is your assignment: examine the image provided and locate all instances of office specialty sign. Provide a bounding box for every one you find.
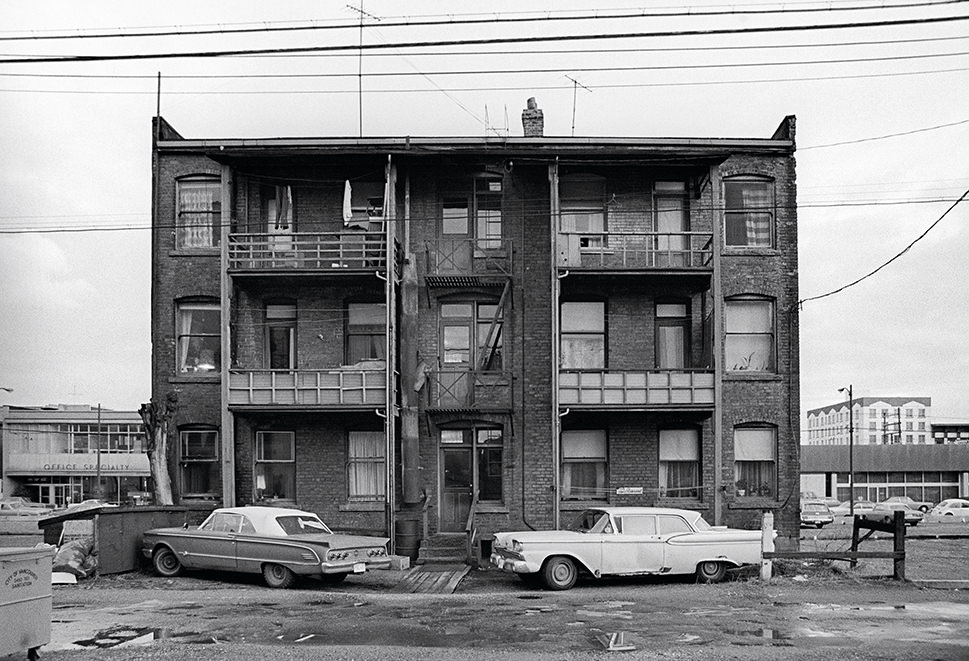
[5,453,150,476]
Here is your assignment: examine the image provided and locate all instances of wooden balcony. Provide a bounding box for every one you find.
[425,369,513,411]
[228,232,401,275]
[556,232,713,270]
[425,239,513,287]
[559,369,715,409]
[228,368,386,409]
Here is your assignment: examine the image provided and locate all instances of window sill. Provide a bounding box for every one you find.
[339,501,384,512]
[728,498,780,509]
[724,372,783,382]
[169,375,221,384]
[169,248,220,257]
[722,248,780,256]
[475,503,508,515]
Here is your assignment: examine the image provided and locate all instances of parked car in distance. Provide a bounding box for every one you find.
[0,497,54,515]
[490,507,765,591]
[800,502,834,528]
[860,502,923,526]
[881,495,933,513]
[141,506,391,588]
[928,499,969,516]
[829,500,875,517]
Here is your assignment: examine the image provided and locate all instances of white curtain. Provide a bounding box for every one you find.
[659,429,699,461]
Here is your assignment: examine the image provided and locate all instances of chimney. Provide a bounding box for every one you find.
[521,97,544,137]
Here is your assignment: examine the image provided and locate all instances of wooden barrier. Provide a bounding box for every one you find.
[761,510,906,581]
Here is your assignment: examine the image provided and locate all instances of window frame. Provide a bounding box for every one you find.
[265,302,297,370]
[655,300,691,369]
[723,176,775,249]
[345,302,387,364]
[346,430,386,502]
[439,300,504,370]
[560,429,608,501]
[254,431,296,502]
[175,176,221,250]
[560,300,606,369]
[178,427,219,500]
[724,296,775,373]
[658,428,701,499]
[733,425,777,498]
[559,174,606,249]
[175,300,221,376]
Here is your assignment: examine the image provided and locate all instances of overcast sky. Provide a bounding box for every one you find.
[1,1,967,429]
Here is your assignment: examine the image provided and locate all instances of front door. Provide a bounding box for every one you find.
[441,444,473,532]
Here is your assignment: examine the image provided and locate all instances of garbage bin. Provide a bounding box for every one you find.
[0,546,56,660]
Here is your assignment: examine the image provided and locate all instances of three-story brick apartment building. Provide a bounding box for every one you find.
[150,102,800,559]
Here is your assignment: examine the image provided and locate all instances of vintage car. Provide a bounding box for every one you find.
[800,502,834,528]
[828,500,875,517]
[929,498,969,517]
[860,502,923,526]
[490,507,766,590]
[881,495,934,513]
[141,506,391,588]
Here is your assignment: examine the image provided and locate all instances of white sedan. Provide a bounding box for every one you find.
[491,507,765,590]
[929,499,969,517]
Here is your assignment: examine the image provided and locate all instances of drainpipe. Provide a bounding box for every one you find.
[549,158,561,530]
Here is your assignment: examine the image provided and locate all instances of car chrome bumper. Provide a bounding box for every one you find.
[490,552,537,574]
[321,558,392,574]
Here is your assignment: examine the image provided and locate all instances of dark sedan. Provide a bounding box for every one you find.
[142,506,391,588]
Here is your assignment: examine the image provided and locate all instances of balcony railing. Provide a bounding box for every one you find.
[426,368,513,410]
[559,369,715,408]
[228,232,401,273]
[425,239,513,280]
[228,368,386,408]
[556,232,713,270]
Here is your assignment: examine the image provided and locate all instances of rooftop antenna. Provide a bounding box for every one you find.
[565,75,592,137]
[347,3,381,136]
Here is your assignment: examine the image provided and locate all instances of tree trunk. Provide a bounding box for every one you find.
[139,392,177,506]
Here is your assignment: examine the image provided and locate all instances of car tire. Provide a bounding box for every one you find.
[945,512,954,516]
[696,560,728,583]
[919,506,929,513]
[816,523,824,529]
[152,547,183,578]
[320,572,347,584]
[262,563,296,589]
[541,556,578,591]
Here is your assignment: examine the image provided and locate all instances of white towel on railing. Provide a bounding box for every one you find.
[342,180,353,226]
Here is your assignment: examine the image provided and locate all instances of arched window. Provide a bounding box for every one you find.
[724,295,775,372]
[175,175,221,249]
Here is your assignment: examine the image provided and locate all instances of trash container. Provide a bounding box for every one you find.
[0,545,56,660]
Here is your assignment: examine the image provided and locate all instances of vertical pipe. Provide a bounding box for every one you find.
[549,159,560,529]
[709,164,724,525]
[220,164,235,506]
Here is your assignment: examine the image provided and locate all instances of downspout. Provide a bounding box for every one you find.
[220,164,235,506]
[549,158,561,530]
[400,169,421,505]
[710,163,723,525]
[384,154,398,542]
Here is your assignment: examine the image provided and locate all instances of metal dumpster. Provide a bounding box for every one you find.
[0,546,56,659]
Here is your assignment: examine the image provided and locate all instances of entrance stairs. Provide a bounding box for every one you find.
[417,533,468,565]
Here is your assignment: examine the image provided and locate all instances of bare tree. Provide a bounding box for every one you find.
[139,392,177,505]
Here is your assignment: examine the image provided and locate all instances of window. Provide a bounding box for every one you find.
[176,177,221,249]
[561,301,605,369]
[560,175,605,248]
[906,408,914,417]
[658,515,692,535]
[654,181,690,266]
[266,303,296,369]
[176,302,220,374]
[724,177,773,247]
[561,430,607,500]
[442,198,469,235]
[725,297,774,371]
[734,426,776,497]
[346,181,384,228]
[475,178,503,249]
[476,428,504,501]
[254,431,295,501]
[346,303,386,364]
[179,429,218,499]
[656,302,690,368]
[659,429,700,499]
[438,426,504,503]
[347,431,385,501]
[440,302,503,369]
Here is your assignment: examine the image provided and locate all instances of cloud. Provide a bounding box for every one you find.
[0,234,100,309]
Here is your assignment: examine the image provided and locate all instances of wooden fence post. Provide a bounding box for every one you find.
[893,510,905,581]
[850,515,860,569]
[761,512,774,582]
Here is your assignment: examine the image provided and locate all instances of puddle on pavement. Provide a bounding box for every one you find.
[74,626,215,649]
[725,627,793,646]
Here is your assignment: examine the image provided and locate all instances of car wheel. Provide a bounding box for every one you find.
[320,572,347,584]
[919,506,929,513]
[152,547,183,578]
[945,512,954,516]
[262,563,296,589]
[816,523,824,529]
[696,560,728,583]
[541,556,578,591]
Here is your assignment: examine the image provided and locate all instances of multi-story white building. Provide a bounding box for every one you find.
[804,397,931,446]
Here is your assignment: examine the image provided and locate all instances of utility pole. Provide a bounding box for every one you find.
[94,403,104,500]
[839,386,854,516]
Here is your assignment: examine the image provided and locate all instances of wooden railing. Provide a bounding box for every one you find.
[425,239,513,278]
[557,231,713,269]
[228,368,386,407]
[558,369,715,407]
[228,232,401,273]
[465,491,479,566]
[426,369,513,410]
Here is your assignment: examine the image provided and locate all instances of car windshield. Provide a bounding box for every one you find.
[276,514,332,536]
[568,510,611,533]
[804,504,827,512]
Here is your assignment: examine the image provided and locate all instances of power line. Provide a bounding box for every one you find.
[2,65,966,95]
[2,15,967,65]
[800,118,969,150]
[2,0,963,42]
[799,187,969,306]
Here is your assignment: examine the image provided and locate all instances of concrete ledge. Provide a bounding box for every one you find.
[911,579,969,589]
